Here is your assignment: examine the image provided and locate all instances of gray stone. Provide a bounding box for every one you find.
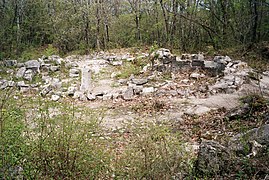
[155,48,171,58]
[50,66,60,72]
[41,64,51,71]
[25,60,40,72]
[103,94,112,100]
[69,68,80,78]
[204,61,218,69]
[86,93,96,101]
[166,90,178,96]
[51,79,62,90]
[70,68,80,74]
[191,54,204,61]
[55,58,63,65]
[185,105,211,116]
[80,67,91,93]
[192,60,204,67]
[181,54,192,60]
[211,82,229,90]
[49,55,60,61]
[16,63,25,68]
[23,69,34,81]
[16,67,26,78]
[67,86,77,96]
[190,73,205,79]
[65,62,78,68]
[0,80,8,89]
[123,87,134,100]
[111,72,120,78]
[40,85,52,97]
[17,81,29,87]
[42,76,52,84]
[172,60,191,71]
[195,140,232,176]
[133,85,143,95]
[51,94,60,101]
[213,56,232,65]
[4,60,17,67]
[6,69,14,74]
[20,87,30,93]
[111,61,123,66]
[229,124,269,155]
[142,87,155,94]
[132,78,148,85]
[74,91,87,101]
[8,81,16,87]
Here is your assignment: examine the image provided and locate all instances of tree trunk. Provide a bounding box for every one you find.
[96,0,101,50]
[160,0,169,44]
[251,0,258,43]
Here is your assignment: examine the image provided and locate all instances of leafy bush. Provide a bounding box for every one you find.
[43,44,59,57]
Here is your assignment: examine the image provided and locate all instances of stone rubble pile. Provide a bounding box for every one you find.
[0,48,268,102]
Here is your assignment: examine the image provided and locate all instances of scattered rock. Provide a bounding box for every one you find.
[123,87,134,100]
[23,69,35,81]
[190,73,205,79]
[16,63,25,68]
[50,78,62,90]
[86,93,96,101]
[225,103,250,120]
[17,81,29,87]
[142,87,155,95]
[111,72,120,78]
[74,91,87,101]
[4,60,17,67]
[51,94,60,101]
[65,62,78,68]
[69,68,80,78]
[6,81,14,87]
[133,85,143,95]
[213,56,232,65]
[25,60,40,72]
[103,94,112,100]
[111,61,123,66]
[229,124,269,155]
[132,78,148,85]
[0,80,8,89]
[16,67,26,78]
[50,66,60,72]
[40,85,52,97]
[67,86,77,96]
[155,48,172,59]
[185,105,211,116]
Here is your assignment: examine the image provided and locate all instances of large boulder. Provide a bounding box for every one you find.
[228,124,269,155]
[195,140,233,176]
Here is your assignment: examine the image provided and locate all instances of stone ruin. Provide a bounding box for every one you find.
[0,49,268,102]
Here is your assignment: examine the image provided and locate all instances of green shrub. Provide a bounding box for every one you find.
[43,44,59,57]
[0,89,26,179]
[113,122,193,179]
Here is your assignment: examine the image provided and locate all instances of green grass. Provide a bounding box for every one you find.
[0,89,194,179]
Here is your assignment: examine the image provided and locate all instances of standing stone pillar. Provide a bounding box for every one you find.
[80,67,92,93]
